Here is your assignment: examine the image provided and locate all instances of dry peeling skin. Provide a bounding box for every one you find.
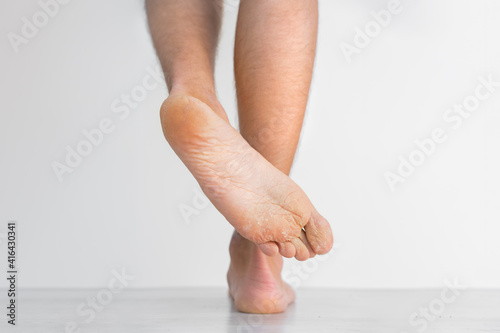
[161,94,333,260]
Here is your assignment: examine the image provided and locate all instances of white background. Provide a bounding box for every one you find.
[0,0,499,289]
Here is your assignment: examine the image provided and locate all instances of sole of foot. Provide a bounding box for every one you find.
[161,93,333,260]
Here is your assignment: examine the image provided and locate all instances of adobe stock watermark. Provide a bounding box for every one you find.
[283,243,340,289]
[7,0,73,54]
[385,74,500,192]
[179,187,210,225]
[400,278,467,333]
[340,0,405,63]
[64,267,135,333]
[236,313,264,333]
[51,64,165,182]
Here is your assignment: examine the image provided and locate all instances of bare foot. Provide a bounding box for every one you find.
[161,93,333,259]
[227,231,295,313]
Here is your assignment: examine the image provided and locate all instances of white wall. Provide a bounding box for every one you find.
[0,0,499,289]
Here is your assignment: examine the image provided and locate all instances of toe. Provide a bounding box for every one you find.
[298,230,316,259]
[304,210,334,255]
[278,242,296,258]
[291,237,310,261]
[257,242,279,257]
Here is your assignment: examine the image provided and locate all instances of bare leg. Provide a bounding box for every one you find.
[235,0,318,174]
[227,0,324,313]
[147,0,333,313]
[146,0,226,119]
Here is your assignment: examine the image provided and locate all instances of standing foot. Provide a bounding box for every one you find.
[227,231,295,314]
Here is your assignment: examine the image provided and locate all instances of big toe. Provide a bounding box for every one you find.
[304,210,333,255]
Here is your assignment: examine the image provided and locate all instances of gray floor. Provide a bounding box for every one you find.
[1,289,499,332]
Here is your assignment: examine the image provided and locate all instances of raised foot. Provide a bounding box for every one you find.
[161,93,334,259]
